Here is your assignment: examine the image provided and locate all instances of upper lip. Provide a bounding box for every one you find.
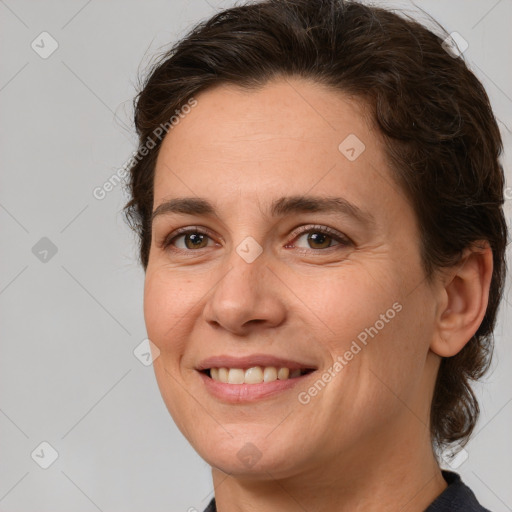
[196,354,318,371]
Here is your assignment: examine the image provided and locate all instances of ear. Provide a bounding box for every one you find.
[430,242,493,357]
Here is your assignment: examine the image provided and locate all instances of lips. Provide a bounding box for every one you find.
[196,354,317,398]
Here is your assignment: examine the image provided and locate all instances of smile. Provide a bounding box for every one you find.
[204,366,315,384]
[198,367,317,403]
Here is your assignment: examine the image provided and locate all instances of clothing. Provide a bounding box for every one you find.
[425,471,491,512]
[202,470,491,511]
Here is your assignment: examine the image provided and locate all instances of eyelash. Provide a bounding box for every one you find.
[160,224,352,254]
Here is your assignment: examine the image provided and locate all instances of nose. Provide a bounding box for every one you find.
[202,243,287,336]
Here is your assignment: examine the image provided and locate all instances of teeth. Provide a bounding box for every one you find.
[219,367,228,382]
[244,366,263,384]
[263,366,277,382]
[227,368,245,384]
[277,367,289,380]
[209,366,310,384]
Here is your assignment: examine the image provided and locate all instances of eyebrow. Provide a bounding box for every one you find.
[151,195,375,227]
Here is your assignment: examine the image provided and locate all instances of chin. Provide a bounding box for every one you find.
[193,430,307,479]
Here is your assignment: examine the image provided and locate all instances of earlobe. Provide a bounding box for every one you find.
[430,242,493,358]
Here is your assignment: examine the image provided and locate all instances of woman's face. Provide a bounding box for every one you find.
[144,77,441,479]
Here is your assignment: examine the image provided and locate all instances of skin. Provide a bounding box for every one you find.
[143,77,493,512]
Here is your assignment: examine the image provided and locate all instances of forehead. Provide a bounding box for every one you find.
[156,78,374,159]
[152,77,404,226]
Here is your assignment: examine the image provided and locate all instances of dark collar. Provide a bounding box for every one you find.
[425,470,491,511]
[202,470,491,512]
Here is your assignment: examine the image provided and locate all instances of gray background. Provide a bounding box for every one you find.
[0,0,511,511]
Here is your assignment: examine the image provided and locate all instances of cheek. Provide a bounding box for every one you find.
[295,264,402,352]
[143,269,196,355]
[348,297,435,424]
[143,271,199,428]
[305,264,430,406]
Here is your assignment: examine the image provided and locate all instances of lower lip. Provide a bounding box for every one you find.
[198,371,315,403]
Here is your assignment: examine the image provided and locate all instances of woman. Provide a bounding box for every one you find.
[123,1,507,510]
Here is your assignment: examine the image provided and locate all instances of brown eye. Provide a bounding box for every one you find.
[304,232,334,249]
[181,232,209,250]
[163,228,215,251]
[291,225,351,251]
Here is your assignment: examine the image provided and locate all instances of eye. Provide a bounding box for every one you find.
[160,224,352,254]
[162,227,216,251]
[288,225,352,251]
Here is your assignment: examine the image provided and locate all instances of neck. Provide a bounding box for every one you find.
[210,424,447,512]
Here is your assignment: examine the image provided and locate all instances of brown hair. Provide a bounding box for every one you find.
[123,0,507,454]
